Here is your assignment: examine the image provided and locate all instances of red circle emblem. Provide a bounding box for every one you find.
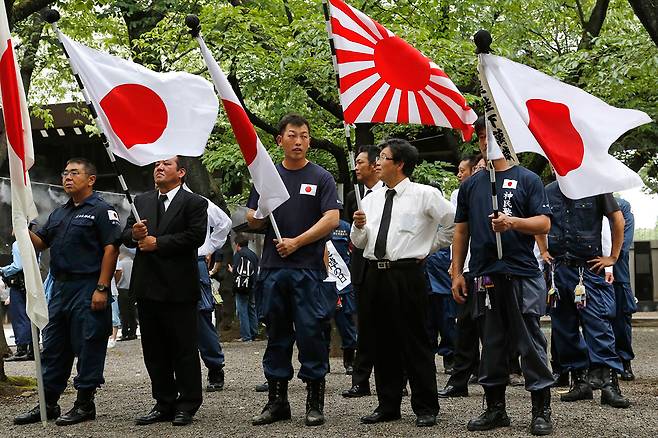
[305,186,312,193]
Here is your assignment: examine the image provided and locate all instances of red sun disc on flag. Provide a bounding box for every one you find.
[329,0,474,138]
[526,99,584,176]
[222,99,257,166]
[100,84,168,148]
[0,39,26,179]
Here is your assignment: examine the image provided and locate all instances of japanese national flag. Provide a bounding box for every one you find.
[0,2,48,329]
[59,32,219,166]
[194,37,289,219]
[479,53,651,199]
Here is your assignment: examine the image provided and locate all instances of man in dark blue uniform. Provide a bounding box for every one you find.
[14,158,121,426]
[537,185,629,409]
[425,246,457,374]
[328,219,358,374]
[247,114,340,427]
[612,197,636,380]
[453,126,555,435]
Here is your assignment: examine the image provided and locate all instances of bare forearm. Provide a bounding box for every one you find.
[246,209,268,230]
[510,215,550,235]
[452,223,469,275]
[98,245,119,286]
[608,210,624,260]
[535,234,549,254]
[29,230,47,252]
[296,210,340,248]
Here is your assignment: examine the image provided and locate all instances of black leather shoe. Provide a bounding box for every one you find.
[360,411,401,424]
[14,404,61,425]
[437,385,468,398]
[416,414,437,427]
[468,374,479,385]
[342,384,371,398]
[552,371,569,387]
[172,411,193,426]
[55,402,96,426]
[135,409,174,425]
[207,367,225,392]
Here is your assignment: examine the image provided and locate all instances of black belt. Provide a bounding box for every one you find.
[53,272,98,282]
[556,258,587,268]
[367,258,423,270]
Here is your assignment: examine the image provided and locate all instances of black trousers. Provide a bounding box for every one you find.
[351,283,374,387]
[446,284,482,389]
[137,299,202,415]
[366,264,439,416]
[117,288,138,337]
[479,274,554,391]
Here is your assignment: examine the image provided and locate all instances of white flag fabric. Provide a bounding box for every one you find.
[195,37,289,219]
[479,53,650,199]
[59,32,219,166]
[0,3,48,329]
[324,241,351,291]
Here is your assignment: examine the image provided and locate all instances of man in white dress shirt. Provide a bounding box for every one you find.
[351,138,455,427]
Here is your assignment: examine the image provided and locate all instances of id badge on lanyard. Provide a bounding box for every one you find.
[574,267,586,309]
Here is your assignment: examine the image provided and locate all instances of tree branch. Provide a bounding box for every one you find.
[10,0,54,26]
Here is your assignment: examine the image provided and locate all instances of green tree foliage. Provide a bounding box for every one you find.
[10,0,658,202]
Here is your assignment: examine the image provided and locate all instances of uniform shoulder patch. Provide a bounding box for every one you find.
[107,210,120,222]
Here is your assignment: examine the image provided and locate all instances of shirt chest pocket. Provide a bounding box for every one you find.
[69,218,96,242]
[398,213,417,233]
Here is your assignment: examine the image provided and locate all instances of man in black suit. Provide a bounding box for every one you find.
[122,156,208,426]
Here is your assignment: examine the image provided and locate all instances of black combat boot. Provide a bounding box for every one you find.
[343,348,355,375]
[6,344,29,362]
[14,403,61,425]
[560,369,593,402]
[55,388,96,426]
[207,367,225,392]
[530,387,553,436]
[305,379,326,426]
[25,342,35,361]
[588,367,604,390]
[252,380,292,425]
[619,361,634,381]
[467,386,510,431]
[600,368,630,408]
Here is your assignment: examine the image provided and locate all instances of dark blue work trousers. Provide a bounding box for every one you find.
[41,278,111,403]
[612,282,636,362]
[334,290,358,350]
[257,268,336,382]
[8,286,32,345]
[550,265,622,372]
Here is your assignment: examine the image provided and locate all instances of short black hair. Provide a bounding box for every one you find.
[174,155,188,183]
[474,115,486,135]
[357,144,380,165]
[378,138,419,177]
[277,113,310,136]
[234,234,249,248]
[66,157,97,176]
[460,153,479,169]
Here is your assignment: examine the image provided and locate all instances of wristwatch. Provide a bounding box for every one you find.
[96,284,109,292]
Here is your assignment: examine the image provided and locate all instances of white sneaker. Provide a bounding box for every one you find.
[107,339,117,349]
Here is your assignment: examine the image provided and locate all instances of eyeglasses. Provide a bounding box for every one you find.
[375,155,394,162]
[61,170,87,177]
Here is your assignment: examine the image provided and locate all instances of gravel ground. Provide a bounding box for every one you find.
[1,328,657,437]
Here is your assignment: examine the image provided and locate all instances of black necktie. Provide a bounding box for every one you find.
[374,189,395,260]
[364,188,372,198]
[157,194,167,226]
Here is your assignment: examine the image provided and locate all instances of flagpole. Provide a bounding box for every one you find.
[184,15,284,243]
[42,9,141,223]
[27,324,47,425]
[474,30,503,260]
[321,0,362,211]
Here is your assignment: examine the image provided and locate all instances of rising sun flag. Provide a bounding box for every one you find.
[328,0,477,139]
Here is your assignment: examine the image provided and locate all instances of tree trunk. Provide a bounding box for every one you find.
[628,0,658,47]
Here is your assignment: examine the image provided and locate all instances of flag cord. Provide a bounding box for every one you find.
[322,0,362,211]
[48,21,141,223]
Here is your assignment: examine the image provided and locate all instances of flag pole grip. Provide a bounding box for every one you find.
[270,215,283,242]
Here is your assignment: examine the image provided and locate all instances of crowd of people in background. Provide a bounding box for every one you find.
[1,113,639,436]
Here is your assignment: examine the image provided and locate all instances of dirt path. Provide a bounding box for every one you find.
[1,328,657,437]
